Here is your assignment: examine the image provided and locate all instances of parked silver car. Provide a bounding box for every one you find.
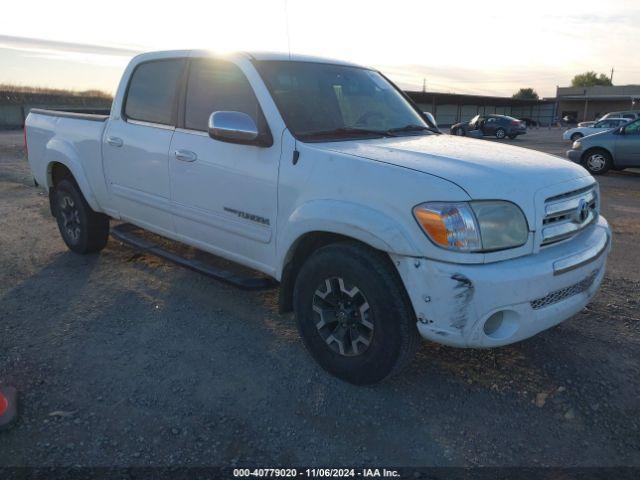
[567,118,640,174]
[600,111,639,121]
[578,111,639,128]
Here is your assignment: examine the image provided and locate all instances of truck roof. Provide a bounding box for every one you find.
[131,50,363,68]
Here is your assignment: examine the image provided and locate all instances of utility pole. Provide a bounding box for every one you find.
[610,67,614,84]
[422,78,426,93]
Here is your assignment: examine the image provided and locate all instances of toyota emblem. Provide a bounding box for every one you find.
[576,199,589,223]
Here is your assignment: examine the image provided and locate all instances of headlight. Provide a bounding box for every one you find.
[413,201,528,252]
[572,140,582,150]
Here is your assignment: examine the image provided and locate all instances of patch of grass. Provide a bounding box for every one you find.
[0,84,112,98]
[0,84,113,105]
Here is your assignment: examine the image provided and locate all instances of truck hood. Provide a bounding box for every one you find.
[318,134,591,207]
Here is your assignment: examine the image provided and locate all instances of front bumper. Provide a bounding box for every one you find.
[566,149,582,163]
[392,216,611,348]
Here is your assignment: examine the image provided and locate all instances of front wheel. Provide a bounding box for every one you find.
[495,128,506,139]
[54,178,110,253]
[582,149,612,175]
[293,242,419,385]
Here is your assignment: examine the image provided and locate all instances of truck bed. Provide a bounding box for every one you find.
[25,109,111,212]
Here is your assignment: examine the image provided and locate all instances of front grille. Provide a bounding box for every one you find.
[541,185,598,246]
[530,270,598,310]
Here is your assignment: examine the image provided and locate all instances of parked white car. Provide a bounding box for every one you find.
[563,118,629,142]
[25,50,611,384]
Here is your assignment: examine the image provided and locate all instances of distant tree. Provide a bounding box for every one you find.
[512,88,539,100]
[571,71,613,87]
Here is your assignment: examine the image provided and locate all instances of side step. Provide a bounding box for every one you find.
[110,223,277,291]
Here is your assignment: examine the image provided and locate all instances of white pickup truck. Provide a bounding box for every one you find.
[26,50,611,384]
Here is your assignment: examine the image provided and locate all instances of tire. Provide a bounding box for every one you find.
[53,178,110,253]
[495,128,506,139]
[570,132,584,142]
[508,134,517,139]
[293,241,420,385]
[582,149,612,175]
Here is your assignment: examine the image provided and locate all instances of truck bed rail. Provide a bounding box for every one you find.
[29,108,110,122]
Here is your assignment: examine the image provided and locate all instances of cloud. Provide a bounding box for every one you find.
[0,34,141,57]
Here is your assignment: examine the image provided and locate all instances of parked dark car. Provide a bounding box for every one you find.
[566,118,640,174]
[450,114,527,139]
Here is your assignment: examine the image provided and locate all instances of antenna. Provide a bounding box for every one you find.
[284,0,292,60]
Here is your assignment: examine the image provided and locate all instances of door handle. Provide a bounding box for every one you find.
[174,150,197,162]
[106,136,123,147]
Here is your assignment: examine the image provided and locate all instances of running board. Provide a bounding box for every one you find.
[111,223,277,291]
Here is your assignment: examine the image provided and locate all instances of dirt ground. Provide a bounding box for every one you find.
[0,128,638,467]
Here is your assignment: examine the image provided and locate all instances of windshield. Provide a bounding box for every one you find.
[256,61,433,141]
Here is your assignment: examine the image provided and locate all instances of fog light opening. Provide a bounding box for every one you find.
[483,310,519,340]
[483,311,504,336]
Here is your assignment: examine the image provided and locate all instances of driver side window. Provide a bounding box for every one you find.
[184,58,264,132]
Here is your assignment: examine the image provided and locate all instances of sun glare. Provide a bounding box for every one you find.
[0,0,638,95]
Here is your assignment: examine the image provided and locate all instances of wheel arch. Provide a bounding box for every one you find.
[44,137,101,213]
[276,200,420,313]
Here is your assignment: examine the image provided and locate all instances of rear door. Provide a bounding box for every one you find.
[614,119,640,167]
[103,58,185,235]
[168,57,280,273]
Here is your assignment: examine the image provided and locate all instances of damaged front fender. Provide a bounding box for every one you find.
[391,254,481,346]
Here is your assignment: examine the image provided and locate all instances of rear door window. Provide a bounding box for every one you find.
[184,58,263,132]
[124,59,185,125]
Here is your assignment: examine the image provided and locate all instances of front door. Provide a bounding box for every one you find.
[614,119,640,167]
[483,116,498,136]
[103,58,185,235]
[169,58,280,274]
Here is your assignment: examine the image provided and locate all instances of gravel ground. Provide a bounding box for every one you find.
[0,128,638,467]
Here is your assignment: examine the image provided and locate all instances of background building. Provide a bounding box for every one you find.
[556,85,640,122]
[406,91,556,127]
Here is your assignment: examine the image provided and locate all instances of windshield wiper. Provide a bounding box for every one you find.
[299,127,389,140]
[386,124,437,135]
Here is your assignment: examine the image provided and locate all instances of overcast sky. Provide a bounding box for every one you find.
[1,0,638,97]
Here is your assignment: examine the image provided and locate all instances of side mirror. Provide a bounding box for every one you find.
[617,126,625,135]
[208,111,259,144]
[423,111,438,129]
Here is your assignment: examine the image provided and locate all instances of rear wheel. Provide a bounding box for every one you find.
[571,132,584,142]
[582,149,612,175]
[495,128,506,139]
[54,178,110,253]
[293,242,419,385]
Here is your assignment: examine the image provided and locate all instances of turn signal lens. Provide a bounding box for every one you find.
[413,203,481,251]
